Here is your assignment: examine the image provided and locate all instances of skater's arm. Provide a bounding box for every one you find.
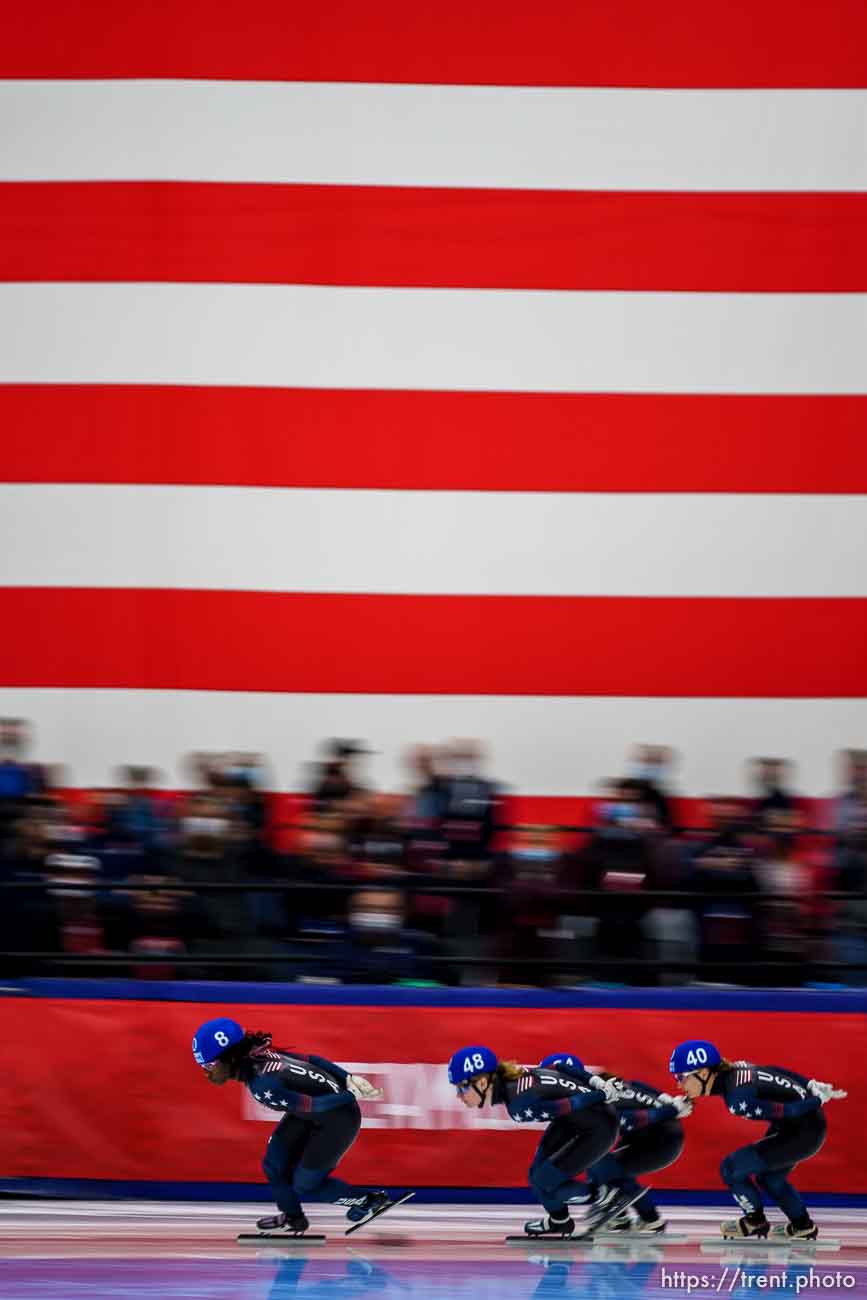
[727,1085,821,1121]
[304,1054,349,1086]
[506,1091,603,1123]
[618,1102,680,1129]
[253,1075,356,1116]
[279,1087,356,1117]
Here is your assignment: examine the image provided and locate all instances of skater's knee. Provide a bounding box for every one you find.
[721,1149,762,1185]
[293,1166,327,1196]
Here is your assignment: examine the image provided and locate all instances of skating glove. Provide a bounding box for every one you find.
[656,1093,693,1117]
[589,1075,622,1104]
[807,1079,847,1104]
[348,1074,385,1101]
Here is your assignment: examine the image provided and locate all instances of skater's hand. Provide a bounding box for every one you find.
[589,1075,621,1103]
[657,1092,692,1116]
[348,1074,385,1101]
[807,1079,847,1104]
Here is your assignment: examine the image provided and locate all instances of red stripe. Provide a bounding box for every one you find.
[2,184,864,293]
[0,589,865,697]
[4,386,867,494]
[2,0,864,86]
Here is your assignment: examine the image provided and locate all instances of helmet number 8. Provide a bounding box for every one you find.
[215,1031,230,1047]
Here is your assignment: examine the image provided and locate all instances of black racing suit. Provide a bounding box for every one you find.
[490,1067,619,1216]
[585,1077,685,1223]
[238,1047,362,1218]
[711,1062,826,1221]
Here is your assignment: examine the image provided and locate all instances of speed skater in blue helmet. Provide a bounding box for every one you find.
[446,1044,621,1238]
[669,1040,723,1098]
[668,1039,847,1240]
[541,1049,689,1233]
[448,1045,498,1106]
[192,1017,246,1073]
[191,1014,406,1236]
[540,1052,584,1073]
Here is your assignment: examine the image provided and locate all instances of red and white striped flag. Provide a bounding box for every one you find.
[1,0,866,808]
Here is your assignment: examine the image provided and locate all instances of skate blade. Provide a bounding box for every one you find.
[593,1232,689,1244]
[506,1235,589,1246]
[699,1239,839,1253]
[573,1189,646,1240]
[237,1233,326,1245]
[344,1191,415,1236]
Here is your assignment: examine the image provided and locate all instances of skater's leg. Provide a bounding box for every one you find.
[752,1113,826,1231]
[756,1168,808,1222]
[293,1097,363,1206]
[262,1116,310,1219]
[720,1146,765,1217]
[529,1110,620,1216]
[630,1186,663,1224]
[293,1102,362,1204]
[593,1124,684,1227]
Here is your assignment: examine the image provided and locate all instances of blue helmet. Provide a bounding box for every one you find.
[447,1045,498,1086]
[192,1017,245,1066]
[669,1040,721,1076]
[540,1052,584,1072]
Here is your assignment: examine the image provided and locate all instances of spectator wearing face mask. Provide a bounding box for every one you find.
[177,793,257,976]
[498,826,568,985]
[337,888,439,984]
[625,745,677,831]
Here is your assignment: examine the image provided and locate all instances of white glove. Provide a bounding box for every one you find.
[589,1074,622,1104]
[670,1096,694,1118]
[656,1092,676,1105]
[347,1074,384,1101]
[807,1079,847,1104]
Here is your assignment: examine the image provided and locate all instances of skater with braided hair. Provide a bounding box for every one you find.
[192,1017,408,1236]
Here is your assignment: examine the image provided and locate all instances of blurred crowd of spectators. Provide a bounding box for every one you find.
[2,717,867,988]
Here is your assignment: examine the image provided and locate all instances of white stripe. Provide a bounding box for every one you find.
[1,82,865,191]
[3,484,867,597]
[2,688,864,797]
[1,284,864,395]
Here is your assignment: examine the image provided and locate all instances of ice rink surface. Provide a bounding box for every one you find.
[2,1201,867,1300]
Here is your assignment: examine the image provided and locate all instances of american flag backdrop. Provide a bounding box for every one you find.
[1,0,866,801]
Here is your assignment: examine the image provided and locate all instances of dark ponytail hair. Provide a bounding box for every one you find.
[218,1029,272,1072]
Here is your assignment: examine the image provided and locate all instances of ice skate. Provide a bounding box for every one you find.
[523,1213,575,1238]
[576,1187,643,1238]
[344,1189,415,1235]
[720,1213,770,1239]
[238,1210,326,1243]
[770,1219,818,1242]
